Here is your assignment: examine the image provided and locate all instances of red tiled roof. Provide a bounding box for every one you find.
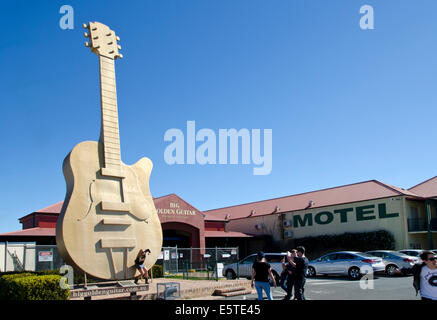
[409,176,437,198]
[204,180,423,221]
[35,201,64,213]
[0,227,55,237]
[204,230,253,238]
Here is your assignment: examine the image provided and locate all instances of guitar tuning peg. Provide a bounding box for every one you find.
[83,23,89,29]
[85,42,90,47]
[118,53,123,59]
[117,45,121,50]
[116,36,120,41]
[84,32,89,38]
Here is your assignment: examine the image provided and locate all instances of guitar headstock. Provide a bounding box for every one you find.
[83,22,123,60]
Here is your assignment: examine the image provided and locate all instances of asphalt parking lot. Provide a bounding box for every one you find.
[224,274,421,300]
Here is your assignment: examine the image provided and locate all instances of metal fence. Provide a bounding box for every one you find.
[0,243,241,282]
[0,242,65,273]
[158,247,240,281]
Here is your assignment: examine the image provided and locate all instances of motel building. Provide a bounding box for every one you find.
[1,176,437,264]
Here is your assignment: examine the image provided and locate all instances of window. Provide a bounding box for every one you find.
[241,255,257,264]
[370,252,384,258]
[336,253,354,260]
[265,255,285,263]
[321,254,337,262]
[410,207,419,219]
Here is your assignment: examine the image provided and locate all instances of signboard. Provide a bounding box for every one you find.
[38,251,53,262]
[164,250,170,261]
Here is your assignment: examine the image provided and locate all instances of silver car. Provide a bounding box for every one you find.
[365,250,419,276]
[398,249,424,263]
[307,251,385,280]
[222,252,286,283]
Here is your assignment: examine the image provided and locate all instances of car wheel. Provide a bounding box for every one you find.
[307,266,316,278]
[348,267,361,280]
[386,264,397,276]
[225,269,236,280]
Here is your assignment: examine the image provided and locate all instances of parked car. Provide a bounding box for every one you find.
[365,250,419,276]
[398,249,424,263]
[307,251,385,280]
[222,252,286,283]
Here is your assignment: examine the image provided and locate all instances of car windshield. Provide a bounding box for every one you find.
[389,252,410,258]
[357,253,376,258]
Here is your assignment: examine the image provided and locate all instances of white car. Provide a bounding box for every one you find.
[222,252,286,283]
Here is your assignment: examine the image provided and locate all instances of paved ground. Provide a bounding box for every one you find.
[222,274,420,300]
[70,274,420,300]
[70,277,252,300]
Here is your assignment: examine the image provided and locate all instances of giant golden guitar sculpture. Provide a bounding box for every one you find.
[56,22,163,280]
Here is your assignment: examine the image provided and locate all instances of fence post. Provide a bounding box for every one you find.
[175,245,178,274]
[4,242,7,272]
[215,247,218,281]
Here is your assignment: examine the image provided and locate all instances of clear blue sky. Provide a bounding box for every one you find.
[1,0,437,233]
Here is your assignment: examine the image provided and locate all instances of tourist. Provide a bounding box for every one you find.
[251,251,277,300]
[134,249,151,284]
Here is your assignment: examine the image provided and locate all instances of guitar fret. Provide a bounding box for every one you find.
[103,120,118,130]
[102,97,117,106]
[105,154,121,159]
[101,78,116,87]
[102,112,118,119]
[104,139,120,145]
[103,130,120,137]
[102,84,116,93]
[102,117,119,124]
[105,158,121,165]
[105,154,120,159]
[105,147,121,153]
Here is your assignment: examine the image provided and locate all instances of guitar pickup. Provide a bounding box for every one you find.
[100,167,125,178]
[100,238,136,248]
[101,201,130,212]
[101,218,132,225]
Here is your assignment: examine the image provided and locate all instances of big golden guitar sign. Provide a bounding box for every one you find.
[157,202,196,216]
[56,22,163,280]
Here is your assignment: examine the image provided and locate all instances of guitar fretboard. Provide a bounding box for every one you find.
[99,55,121,171]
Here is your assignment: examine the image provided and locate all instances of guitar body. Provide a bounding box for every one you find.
[56,141,163,280]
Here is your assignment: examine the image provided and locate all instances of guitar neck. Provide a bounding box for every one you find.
[99,55,122,171]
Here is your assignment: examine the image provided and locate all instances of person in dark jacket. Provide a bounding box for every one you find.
[282,249,297,300]
[287,246,309,300]
[397,250,437,300]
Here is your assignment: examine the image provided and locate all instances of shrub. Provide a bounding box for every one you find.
[150,265,163,278]
[291,230,395,259]
[0,273,69,300]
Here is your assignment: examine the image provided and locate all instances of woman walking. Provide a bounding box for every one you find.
[251,251,277,300]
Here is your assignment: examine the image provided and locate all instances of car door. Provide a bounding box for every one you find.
[316,253,337,274]
[239,255,257,277]
[331,253,355,274]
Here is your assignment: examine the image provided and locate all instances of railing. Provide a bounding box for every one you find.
[407,218,437,232]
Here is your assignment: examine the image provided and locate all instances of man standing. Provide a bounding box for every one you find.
[282,250,297,300]
[398,250,437,300]
[288,246,309,300]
